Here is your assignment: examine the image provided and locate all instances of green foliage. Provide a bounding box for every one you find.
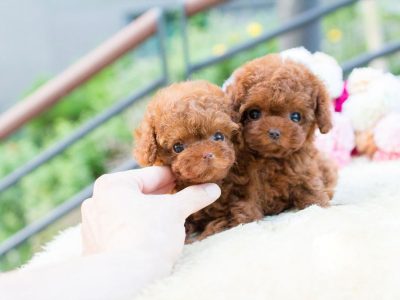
[189,12,209,30]
[321,3,366,62]
[1,2,400,270]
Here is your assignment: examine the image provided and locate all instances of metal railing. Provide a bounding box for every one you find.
[183,0,359,76]
[342,39,400,73]
[1,0,400,259]
[0,9,161,140]
[0,0,227,140]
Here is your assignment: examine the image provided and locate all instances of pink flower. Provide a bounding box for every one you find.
[334,81,349,112]
[315,112,355,168]
[372,113,400,161]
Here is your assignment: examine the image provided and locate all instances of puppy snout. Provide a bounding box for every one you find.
[202,152,214,159]
[268,129,281,140]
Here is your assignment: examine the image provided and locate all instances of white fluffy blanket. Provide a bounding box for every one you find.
[28,159,400,299]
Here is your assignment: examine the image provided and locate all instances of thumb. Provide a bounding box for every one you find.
[172,183,221,218]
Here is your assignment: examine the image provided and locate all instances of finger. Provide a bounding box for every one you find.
[80,199,98,255]
[128,166,175,194]
[80,198,93,217]
[172,183,221,218]
[151,182,176,195]
[81,220,98,256]
[94,166,175,196]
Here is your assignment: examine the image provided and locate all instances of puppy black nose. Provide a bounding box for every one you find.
[203,152,214,159]
[268,129,280,140]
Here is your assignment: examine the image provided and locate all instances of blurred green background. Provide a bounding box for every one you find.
[1,0,400,270]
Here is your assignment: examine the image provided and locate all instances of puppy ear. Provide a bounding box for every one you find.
[133,115,158,166]
[224,70,247,123]
[231,124,244,150]
[315,81,333,134]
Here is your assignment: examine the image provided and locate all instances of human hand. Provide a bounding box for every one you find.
[0,167,220,300]
[81,166,221,267]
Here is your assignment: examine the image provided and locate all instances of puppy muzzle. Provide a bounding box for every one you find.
[268,129,281,140]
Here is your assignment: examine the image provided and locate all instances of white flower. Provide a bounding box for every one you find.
[311,52,344,99]
[222,72,237,92]
[373,113,400,152]
[370,73,400,112]
[347,67,383,95]
[342,91,387,131]
[280,47,344,99]
[344,67,400,131]
[280,47,314,68]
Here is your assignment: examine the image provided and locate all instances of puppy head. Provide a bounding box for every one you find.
[226,54,332,158]
[134,80,238,184]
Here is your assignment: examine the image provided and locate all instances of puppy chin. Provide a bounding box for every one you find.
[189,171,228,183]
[176,167,229,184]
[173,159,232,184]
[247,140,301,158]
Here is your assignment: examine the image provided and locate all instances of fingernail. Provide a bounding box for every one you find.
[203,183,221,198]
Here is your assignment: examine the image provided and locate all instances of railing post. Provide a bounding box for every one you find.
[179,4,192,79]
[278,0,321,52]
[156,8,170,84]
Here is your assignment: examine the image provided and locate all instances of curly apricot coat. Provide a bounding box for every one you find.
[133,81,242,240]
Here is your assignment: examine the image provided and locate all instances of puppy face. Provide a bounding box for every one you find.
[134,81,238,184]
[226,54,332,158]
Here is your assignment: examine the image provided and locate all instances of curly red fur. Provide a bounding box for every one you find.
[225,54,337,220]
[134,80,240,184]
[133,81,241,240]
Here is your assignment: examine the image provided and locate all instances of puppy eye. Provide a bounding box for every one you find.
[212,132,224,141]
[290,112,301,122]
[173,143,185,153]
[248,109,261,120]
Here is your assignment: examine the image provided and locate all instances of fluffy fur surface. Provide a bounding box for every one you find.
[23,225,81,270]
[224,54,338,222]
[26,160,400,300]
[133,159,400,300]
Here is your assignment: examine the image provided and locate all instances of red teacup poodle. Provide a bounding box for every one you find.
[134,80,244,240]
[223,53,338,221]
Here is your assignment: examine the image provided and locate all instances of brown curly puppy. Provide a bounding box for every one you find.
[222,53,338,223]
[133,80,242,239]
